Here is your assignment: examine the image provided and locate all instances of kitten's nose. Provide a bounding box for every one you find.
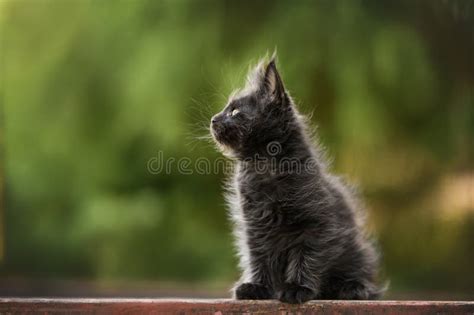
[211,115,220,124]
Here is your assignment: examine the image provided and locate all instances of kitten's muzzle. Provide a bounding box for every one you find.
[211,114,232,146]
[210,114,225,133]
[210,114,223,137]
[211,113,223,125]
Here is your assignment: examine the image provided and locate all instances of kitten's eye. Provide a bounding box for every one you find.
[230,109,240,116]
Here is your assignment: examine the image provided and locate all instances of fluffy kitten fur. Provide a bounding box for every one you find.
[210,55,383,303]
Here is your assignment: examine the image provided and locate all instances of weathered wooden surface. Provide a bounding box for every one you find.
[1,298,473,314]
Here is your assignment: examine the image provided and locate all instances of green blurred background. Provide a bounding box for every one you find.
[0,0,473,299]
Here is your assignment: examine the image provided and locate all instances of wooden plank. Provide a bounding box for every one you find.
[0,298,473,314]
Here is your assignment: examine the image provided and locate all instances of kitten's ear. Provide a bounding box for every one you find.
[262,59,285,101]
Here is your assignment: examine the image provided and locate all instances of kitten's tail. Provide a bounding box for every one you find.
[370,280,390,300]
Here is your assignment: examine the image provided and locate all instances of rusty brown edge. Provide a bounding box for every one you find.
[0,298,473,314]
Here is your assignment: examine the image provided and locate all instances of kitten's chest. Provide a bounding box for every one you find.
[237,170,288,226]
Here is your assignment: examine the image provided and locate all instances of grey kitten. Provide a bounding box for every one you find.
[210,56,383,303]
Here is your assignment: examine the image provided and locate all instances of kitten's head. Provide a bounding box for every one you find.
[210,57,294,157]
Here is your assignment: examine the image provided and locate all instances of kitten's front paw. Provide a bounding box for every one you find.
[278,283,316,304]
[235,283,272,300]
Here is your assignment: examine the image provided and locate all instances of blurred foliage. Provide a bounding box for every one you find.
[0,0,473,296]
